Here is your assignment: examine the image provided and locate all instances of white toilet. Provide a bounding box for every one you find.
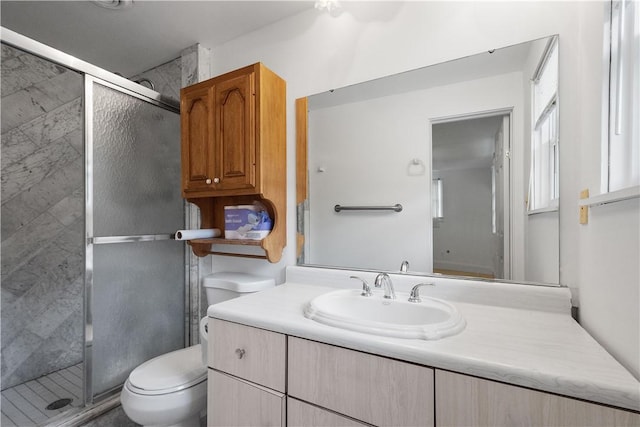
[120,272,275,427]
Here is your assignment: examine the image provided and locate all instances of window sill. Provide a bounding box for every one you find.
[578,185,640,208]
[527,206,559,215]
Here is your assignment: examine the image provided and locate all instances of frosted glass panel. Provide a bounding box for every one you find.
[92,240,184,395]
[93,83,182,236]
[90,83,184,398]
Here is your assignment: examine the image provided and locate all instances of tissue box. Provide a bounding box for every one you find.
[224,205,273,240]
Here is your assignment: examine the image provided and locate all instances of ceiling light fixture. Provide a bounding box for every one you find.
[315,0,341,15]
[91,0,133,10]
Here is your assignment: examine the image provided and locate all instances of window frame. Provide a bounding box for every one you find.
[600,0,640,196]
[528,36,560,213]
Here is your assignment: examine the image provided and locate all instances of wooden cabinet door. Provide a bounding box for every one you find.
[214,69,256,192]
[208,369,284,427]
[181,83,215,195]
[288,337,434,427]
[287,398,371,427]
[435,370,640,427]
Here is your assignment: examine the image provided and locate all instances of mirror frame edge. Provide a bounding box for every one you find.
[296,97,308,262]
[294,35,563,288]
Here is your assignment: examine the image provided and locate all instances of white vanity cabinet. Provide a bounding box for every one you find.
[209,318,639,427]
[207,279,640,426]
[435,370,640,427]
[288,336,434,427]
[208,319,286,427]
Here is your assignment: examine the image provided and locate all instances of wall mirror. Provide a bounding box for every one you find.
[297,35,560,286]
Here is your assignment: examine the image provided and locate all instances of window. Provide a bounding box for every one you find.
[491,165,496,233]
[605,0,639,192]
[432,178,443,219]
[529,37,559,211]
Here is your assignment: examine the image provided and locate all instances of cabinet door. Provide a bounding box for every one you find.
[435,370,640,427]
[208,369,284,427]
[214,69,256,192]
[288,337,434,427]
[288,397,371,427]
[181,84,215,194]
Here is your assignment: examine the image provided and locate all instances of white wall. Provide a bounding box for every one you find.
[308,97,431,272]
[205,1,639,378]
[526,211,560,284]
[307,71,521,272]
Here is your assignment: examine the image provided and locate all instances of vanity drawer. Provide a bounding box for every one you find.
[210,318,286,392]
[288,337,434,427]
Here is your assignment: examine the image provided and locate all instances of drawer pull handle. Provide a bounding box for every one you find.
[235,348,246,359]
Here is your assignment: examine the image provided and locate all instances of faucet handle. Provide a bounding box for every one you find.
[408,283,435,303]
[350,276,373,297]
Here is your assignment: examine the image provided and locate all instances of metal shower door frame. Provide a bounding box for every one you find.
[83,76,184,404]
[0,27,190,407]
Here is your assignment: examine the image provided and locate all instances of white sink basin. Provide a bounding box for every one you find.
[304,289,466,340]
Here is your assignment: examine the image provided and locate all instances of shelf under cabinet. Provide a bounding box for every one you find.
[188,237,272,260]
[186,194,285,263]
[190,238,263,247]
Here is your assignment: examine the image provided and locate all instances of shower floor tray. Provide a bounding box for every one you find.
[1,363,83,426]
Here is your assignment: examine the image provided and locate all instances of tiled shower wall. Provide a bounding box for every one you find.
[1,41,200,409]
[130,57,181,105]
[1,44,84,389]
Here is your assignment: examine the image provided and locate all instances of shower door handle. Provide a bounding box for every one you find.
[89,234,174,244]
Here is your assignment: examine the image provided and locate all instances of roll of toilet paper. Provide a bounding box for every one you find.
[174,228,221,240]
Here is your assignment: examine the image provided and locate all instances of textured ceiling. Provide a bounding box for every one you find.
[1,1,313,76]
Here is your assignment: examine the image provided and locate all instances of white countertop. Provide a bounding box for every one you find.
[208,271,640,412]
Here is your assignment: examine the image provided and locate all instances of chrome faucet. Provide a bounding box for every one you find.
[374,273,396,299]
[408,283,435,303]
[350,275,372,297]
[400,260,410,273]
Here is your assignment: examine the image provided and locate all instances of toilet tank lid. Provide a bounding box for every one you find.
[202,272,275,293]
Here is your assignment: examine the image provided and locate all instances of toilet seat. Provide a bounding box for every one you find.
[127,345,206,396]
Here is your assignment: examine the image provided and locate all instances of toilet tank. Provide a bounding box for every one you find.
[202,272,275,306]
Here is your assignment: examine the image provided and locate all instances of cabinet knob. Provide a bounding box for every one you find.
[205,178,212,185]
[213,177,220,184]
[235,348,245,359]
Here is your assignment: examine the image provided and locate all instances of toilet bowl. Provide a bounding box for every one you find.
[121,317,209,427]
[120,273,275,427]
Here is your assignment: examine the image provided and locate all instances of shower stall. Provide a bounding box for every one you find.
[1,29,188,426]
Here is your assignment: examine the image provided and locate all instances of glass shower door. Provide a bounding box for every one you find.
[86,78,185,400]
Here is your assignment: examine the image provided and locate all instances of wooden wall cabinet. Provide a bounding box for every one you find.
[180,63,286,262]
